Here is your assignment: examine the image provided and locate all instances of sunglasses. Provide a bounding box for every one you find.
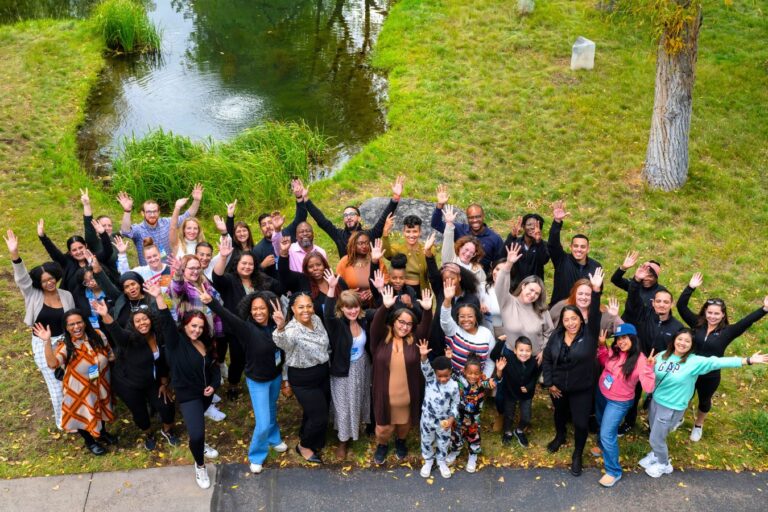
[705,299,725,306]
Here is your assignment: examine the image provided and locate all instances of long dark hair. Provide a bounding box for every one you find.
[231,252,265,288]
[485,258,506,293]
[233,221,255,250]
[123,309,163,348]
[237,291,277,325]
[695,299,729,331]
[179,310,214,354]
[285,292,314,324]
[610,333,641,379]
[384,307,418,346]
[60,309,107,362]
[302,251,331,299]
[661,328,694,363]
[29,262,63,290]
[556,305,585,335]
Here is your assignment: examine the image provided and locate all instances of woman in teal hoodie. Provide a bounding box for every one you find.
[641,328,767,478]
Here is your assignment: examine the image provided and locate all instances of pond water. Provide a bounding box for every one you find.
[77,0,390,175]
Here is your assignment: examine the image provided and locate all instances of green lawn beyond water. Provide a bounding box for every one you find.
[1,1,767,478]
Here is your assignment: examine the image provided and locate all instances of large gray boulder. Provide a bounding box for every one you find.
[359,197,467,243]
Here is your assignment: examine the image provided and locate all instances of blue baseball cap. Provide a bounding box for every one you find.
[613,323,637,337]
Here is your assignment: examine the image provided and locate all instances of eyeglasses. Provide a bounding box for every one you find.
[395,319,413,328]
[131,304,150,313]
[342,212,358,218]
[143,209,159,215]
[185,266,202,272]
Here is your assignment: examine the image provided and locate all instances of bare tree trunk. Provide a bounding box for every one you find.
[642,9,702,191]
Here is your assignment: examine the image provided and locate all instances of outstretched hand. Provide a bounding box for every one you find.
[370,238,385,262]
[271,299,286,329]
[381,285,396,309]
[323,269,339,290]
[418,288,433,310]
[552,199,569,223]
[436,184,449,207]
[646,348,657,367]
[417,339,431,361]
[443,204,457,224]
[117,191,133,212]
[589,267,604,291]
[423,231,436,256]
[370,268,386,291]
[621,250,639,271]
[4,229,19,258]
[392,175,405,198]
[689,272,703,289]
[191,183,204,202]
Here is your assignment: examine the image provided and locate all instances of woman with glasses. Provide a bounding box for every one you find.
[72,253,119,330]
[272,292,331,464]
[440,205,486,287]
[676,272,768,442]
[370,286,434,464]
[6,229,75,429]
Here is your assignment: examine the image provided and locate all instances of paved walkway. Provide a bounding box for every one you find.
[2,464,766,511]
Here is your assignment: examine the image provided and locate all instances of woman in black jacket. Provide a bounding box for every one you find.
[92,288,178,451]
[159,288,221,489]
[677,272,768,442]
[203,291,287,474]
[323,271,376,459]
[542,267,604,477]
[212,236,282,399]
[37,218,113,294]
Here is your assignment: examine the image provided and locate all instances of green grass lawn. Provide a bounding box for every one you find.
[1,0,768,478]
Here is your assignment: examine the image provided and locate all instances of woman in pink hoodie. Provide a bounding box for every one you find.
[592,323,655,487]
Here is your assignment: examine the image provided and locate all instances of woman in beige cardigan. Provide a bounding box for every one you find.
[5,229,75,428]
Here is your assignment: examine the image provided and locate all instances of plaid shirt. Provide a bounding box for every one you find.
[121,211,190,265]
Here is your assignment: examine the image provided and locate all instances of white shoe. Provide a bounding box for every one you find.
[466,454,477,473]
[204,404,226,422]
[220,363,229,380]
[195,464,210,489]
[249,463,263,474]
[212,393,222,404]
[645,461,673,478]
[445,450,459,465]
[690,425,703,442]
[638,451,658,469]
[420,459,434,478]
[204,443,219,459]
[438,461,452,479]
[272,442,288,453]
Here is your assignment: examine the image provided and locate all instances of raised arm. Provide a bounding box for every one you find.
[6,230,35,298]
[187,183,204,218]
[547,200,569,267]
[36,220,67,266]
[586,268,605,344]
[494,243,522,311]
[168,197,188,255]
[676,272,702,328]
[430,184,449,233]
[721,296,768,342]
[117,191,134,236]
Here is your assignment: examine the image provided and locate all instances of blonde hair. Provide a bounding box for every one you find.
[177,217,206,247]
[335,290,365,319]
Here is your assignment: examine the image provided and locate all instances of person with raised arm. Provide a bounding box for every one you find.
[168,196,206,259]
[115,236,172,293]
[37,217,113,294]
[547,200,602,306]
[323,270,375,459]
[610,250,666,323]
[303,176,404,258]
[504,213,549,287]
[118,183,204,265]
[440,204,486,287]
[381,213,429,294]
[542,267,604,477]
[676,272,768,442]
[71,249,119,329]
[430,184,504,272]
[335,235,388,309]
[80,187,119,283]
[271,222,327,273]
[370,286,434,464]
[5,229,74,429]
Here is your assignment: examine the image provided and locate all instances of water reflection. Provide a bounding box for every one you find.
[79,0,390,174]
[0,0,95,23]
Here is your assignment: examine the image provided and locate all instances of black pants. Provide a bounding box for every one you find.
[113,380,175,431]
[288,364,330,453]
[694,371,721,413]
[551,387,592,456]
[503,395,532,431]
[179,395,214,466]
[217,333,246,386]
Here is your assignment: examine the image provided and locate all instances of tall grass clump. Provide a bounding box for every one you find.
[92,0,160,54]
[111,121,328,213]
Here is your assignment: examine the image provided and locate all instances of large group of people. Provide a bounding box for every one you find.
[6,178,768,490]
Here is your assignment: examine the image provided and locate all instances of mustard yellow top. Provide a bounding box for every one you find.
[383,236,430,290]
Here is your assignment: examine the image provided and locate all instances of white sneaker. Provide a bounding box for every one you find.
[466,454,477,473]
[638,451,658,469]
[445,450,459,465]
[212,393,222,404]
[204,443,219,459]
[272,442,288,453]
[220,363,229,380]
[438,460,452,479]
[249,463,263,474]
[195,464,210,489]
[690,425,703,442]
[645,461,674,478]
[420,459,434,478]
[204,404,226,422]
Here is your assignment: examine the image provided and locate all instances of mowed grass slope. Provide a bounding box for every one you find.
[1,1,767,477]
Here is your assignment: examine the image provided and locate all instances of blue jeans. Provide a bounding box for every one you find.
[595,388,633,478]
[246,375,283,464]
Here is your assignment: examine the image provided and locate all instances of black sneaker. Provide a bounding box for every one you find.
[227,387,240,401]
[374,443,389,465]
[502,432,514,446]
[159,428,181,447]
[570,453,583,477]
[144,435,157,451]
[86,442,106,456]
[100,432,118,446]
[547,436,565,453]
[394,438,408,460]
[514,430,529,448]
[617,422,633,437]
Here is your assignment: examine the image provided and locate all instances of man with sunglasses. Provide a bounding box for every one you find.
[302,176,405,257]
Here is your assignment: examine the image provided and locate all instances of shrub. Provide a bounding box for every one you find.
[111,121,328,214]
[92,0,160,54]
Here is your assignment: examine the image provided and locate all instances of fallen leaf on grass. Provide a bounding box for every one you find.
[498,476,504,483]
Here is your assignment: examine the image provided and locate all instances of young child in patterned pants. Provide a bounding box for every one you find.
[445,350,506,473]
[418,340,459,479]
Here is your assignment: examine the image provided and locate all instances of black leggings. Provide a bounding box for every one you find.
[694,371,721,414]
[78,422,109,445]
[113,380,176,431]
[288,364,330,453]
[551,387,592,456]
[217,334,246,385]
[179,395,214,466]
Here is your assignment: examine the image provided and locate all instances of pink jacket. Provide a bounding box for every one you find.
[597,346,655,401]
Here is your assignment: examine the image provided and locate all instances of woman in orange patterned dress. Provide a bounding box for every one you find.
[34,309,116,456]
